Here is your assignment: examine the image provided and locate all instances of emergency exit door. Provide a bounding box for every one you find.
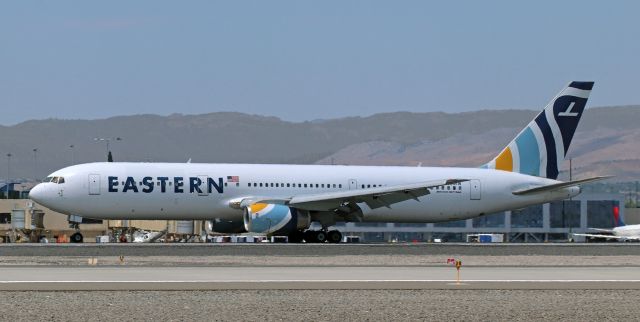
[470,179,481,200]
[348,179,357,190]
[88,174,100,195]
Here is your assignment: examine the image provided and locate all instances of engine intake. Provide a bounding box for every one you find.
[243,203,310,234]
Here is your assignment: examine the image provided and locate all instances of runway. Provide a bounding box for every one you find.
[1,265,639,291]
[2,243,640,256]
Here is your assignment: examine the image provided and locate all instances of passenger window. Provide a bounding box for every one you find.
[260,183,263,187]
[224,182,228,187]
[276,183,279,187]
[315,184,319,188]
[367,184,371,188]
[270,183,274,187]
[248,183,251,187]
[361,185,365,189]
[373,185,376,188]
[333,184,336,188]
[339,184,342,188]
[287,183,290,187]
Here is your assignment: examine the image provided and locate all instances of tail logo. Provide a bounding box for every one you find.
[558,102,579,117]
[483,81,594,179]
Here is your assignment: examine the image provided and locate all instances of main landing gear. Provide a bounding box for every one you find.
[289,230,342,243]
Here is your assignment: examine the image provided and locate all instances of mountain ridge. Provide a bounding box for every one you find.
[0,106,637,181]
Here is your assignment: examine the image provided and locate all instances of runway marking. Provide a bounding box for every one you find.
[3,280,640,283]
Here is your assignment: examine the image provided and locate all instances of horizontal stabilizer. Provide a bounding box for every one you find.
[512,176,612,196]
[572,233,640,241]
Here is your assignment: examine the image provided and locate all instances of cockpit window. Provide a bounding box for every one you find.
[46,176,65,184]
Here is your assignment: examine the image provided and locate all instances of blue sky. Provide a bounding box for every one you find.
[1,1,638,125]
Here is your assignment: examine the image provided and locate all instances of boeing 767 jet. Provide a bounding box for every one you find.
[30,81,606,243]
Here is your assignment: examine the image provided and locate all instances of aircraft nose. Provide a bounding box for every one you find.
[29,183,47,204]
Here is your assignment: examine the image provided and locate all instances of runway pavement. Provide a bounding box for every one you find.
[1,265,639,291]
[2,243,640,256]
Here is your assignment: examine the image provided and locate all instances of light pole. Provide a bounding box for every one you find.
[33,148,38,181]
[94,137,123,162]
[6,153,12,193]
[69,145,75,165]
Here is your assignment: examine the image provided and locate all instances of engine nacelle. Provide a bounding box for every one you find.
[243,203,310,235]
[205,218,247,234]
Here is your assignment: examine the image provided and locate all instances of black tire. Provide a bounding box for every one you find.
[327,230,342,243]
[303,230,316,243]
[315,231,327,243]
[288,230,304,243]
[70,232,84,243]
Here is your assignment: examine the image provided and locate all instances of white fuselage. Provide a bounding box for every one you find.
[30,162,579,224]
[613,225,640,238]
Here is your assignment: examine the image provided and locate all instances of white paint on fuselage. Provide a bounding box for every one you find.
[30,162,579,223]
[613,225,640,238]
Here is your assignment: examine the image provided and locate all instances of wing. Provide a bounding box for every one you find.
[589,228,615,233]
[232,179,468,212]
[572,233,640,241]
[288,179,468,211]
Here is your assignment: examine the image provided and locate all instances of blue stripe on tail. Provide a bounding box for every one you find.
[514,127,540,176]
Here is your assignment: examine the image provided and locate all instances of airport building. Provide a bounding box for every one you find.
[338,193,629,242]
[0,184,630,243]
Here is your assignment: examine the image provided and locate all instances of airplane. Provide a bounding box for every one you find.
[572,206,640,241]
[30,81,607,243]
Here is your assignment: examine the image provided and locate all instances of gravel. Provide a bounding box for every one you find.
[1,290,638,321]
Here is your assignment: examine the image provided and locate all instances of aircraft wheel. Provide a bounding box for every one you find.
[70,232,84,243]
[315,231,327,243]
[288,230,304,243]
[327,230,342,243]
[303,230,316,243]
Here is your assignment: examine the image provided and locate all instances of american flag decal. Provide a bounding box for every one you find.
[227,176,239,183]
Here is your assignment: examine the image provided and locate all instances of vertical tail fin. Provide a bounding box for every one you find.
[482,81,594,179]
[613,203,625,227]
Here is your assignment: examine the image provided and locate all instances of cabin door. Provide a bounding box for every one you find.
[470,179,481,200]
[88,174,100,195]
[198,175,209,196]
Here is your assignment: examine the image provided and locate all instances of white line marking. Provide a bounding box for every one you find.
[2,280,640,283]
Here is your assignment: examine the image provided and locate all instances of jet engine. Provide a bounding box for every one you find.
[205,218,247,234]
[243,203,310,235]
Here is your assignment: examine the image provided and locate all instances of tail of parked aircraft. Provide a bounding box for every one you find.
[482,81,594,179]
[613,203,625,227]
